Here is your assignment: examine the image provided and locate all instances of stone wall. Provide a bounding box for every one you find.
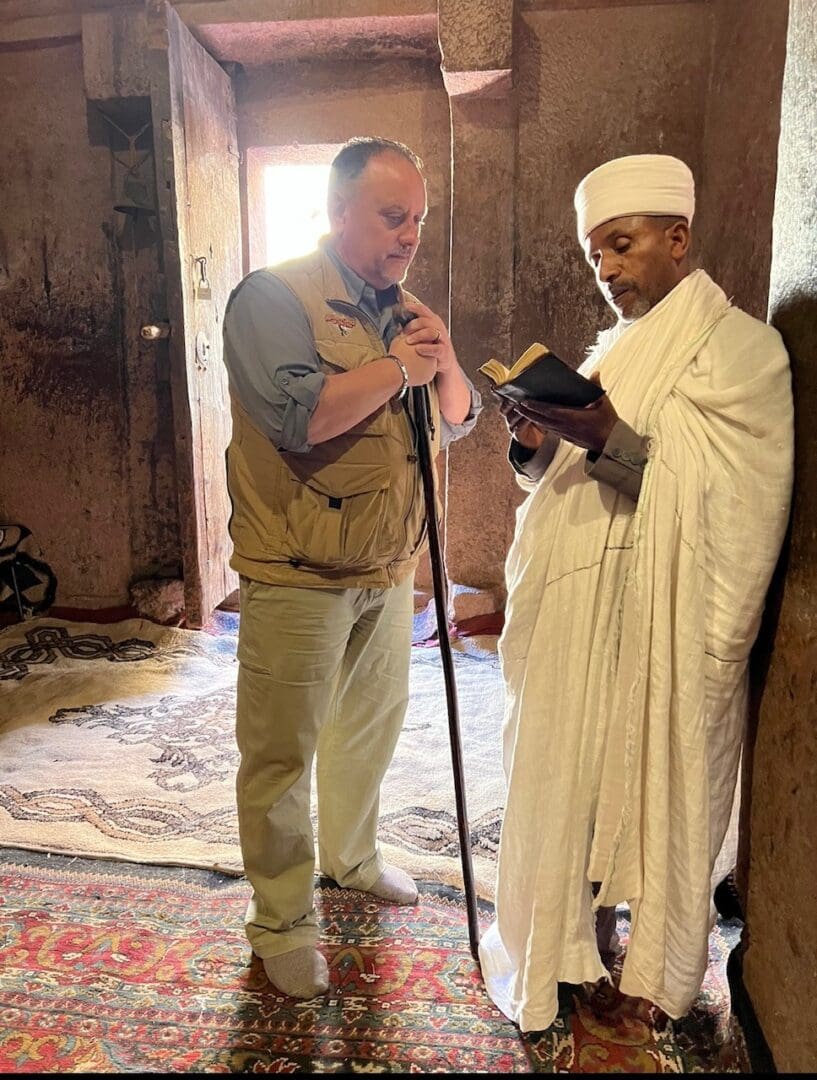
[513,0,712,369]
[695,0,789,318]
[0,37,179,606]
[742,0,817,1069]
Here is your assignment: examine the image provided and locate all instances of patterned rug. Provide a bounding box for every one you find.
[0,615,506,897]
[0,851,749,1073]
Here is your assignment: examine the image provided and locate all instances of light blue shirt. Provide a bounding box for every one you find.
[222,243,481,453]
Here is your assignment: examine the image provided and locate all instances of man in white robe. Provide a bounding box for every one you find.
[479,154,794,1031]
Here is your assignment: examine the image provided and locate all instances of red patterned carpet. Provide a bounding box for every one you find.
[0,852,748,1073]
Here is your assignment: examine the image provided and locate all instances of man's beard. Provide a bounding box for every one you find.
[625,294,653,320]
[613,291,653,323]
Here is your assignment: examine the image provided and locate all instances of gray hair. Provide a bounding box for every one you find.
[329,137,424,194]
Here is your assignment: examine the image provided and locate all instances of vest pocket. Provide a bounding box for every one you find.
[284,462,393,570]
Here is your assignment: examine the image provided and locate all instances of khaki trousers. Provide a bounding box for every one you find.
[235,573,414,958]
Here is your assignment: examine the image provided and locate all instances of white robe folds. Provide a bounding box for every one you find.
[479,270,794,1031]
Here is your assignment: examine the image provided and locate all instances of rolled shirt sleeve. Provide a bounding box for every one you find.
[439,380,483,450]
[223,265,484,454]
[222,270,325,453]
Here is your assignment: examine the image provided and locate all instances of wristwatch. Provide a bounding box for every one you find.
[386,353,409,401]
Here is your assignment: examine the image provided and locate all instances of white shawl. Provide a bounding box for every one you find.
[481,270,793,1029]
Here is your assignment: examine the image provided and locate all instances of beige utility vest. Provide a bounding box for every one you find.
[226,247,442,589]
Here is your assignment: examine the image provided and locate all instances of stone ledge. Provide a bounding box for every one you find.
[442,67,513,99]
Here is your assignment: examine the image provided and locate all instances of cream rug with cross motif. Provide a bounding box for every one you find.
[0,615,506,899]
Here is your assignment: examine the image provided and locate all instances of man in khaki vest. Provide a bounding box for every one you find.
[222,137,481,999]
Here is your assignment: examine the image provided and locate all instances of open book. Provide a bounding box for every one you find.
[479,342,604,407]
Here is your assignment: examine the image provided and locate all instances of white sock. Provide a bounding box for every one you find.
[262,946,329,998]
[367,865,418,905]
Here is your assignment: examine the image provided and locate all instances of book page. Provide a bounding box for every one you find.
[479,358,512,385]
[508,342,549,379]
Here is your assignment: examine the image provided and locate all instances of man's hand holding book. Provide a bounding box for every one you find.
[480,342,619,454]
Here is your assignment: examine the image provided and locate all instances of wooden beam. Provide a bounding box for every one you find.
[175,0,435,24]
[0,0,437,48]
[0,0,134,21]
[520,0,710,10]
[0,14,79,43]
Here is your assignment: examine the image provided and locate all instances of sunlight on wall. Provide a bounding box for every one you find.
[265,163,332,265]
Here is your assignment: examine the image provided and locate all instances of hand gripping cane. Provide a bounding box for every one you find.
[411,381,481,961]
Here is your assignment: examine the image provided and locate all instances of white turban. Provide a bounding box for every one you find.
[574,154,695,242]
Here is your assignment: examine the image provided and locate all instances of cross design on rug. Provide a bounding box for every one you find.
[0,784,239,844]
[0,625,156,681]
[379,807,501,862]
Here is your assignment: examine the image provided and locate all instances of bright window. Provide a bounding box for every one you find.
[264,163,332,265]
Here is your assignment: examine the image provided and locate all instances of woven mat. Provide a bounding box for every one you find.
[0,616,505,897]
[0,852,748,1073]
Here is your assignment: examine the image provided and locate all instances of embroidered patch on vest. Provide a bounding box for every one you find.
[325,313,357,336]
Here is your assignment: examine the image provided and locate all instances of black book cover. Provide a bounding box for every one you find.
[480,344,604,408]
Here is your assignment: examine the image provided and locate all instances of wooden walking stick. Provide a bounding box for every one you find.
[411,382,481,961]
